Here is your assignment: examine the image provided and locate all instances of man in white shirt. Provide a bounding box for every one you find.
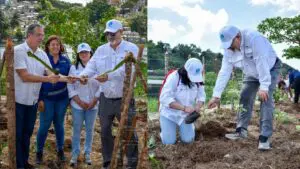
[80,19,139,169]
[207,25,281,150]
[14,24,61,169]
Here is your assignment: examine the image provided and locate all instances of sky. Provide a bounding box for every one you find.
[148,0,300,69]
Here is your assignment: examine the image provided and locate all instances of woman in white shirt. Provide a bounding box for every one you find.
[159,58,205,144]
[68,43,100,166]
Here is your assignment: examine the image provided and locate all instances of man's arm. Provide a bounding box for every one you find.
[212,53,234,98]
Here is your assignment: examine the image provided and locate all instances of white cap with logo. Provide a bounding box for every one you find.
[219,25,240,49]
[77,43,91,53]
[184,58,203,83]
[104,19,123,33]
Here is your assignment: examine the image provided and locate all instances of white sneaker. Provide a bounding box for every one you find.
[225,128,248,140]
[85,153,92,165]
[70,154,78,166]
[258,136,271,150]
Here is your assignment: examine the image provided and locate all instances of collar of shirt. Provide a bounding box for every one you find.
[47,53,65,66]
[24,41,43,55]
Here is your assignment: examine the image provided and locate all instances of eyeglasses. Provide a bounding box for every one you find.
[105,31,118,37]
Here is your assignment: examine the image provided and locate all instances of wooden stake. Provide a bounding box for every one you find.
[4,38,16,169]
[137,128,149,169]
[110,45,145,169]
[110,58,133,169]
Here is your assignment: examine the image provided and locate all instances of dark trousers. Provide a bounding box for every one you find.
[98,94,138,169]
[16,102,37,168]
[293,77,300,103]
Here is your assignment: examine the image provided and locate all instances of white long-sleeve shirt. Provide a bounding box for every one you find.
[68,64,100,110]
[14,41,52,105]
[159,71,206,125]
[213,29,278,98]
[80,40,138,98]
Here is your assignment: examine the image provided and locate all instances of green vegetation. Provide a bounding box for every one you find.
[258,15,300,59]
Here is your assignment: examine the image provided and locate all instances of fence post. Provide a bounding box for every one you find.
[4,38,16,168]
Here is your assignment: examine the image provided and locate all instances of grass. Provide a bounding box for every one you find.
[275,109,296,124]
[148,97,158,113]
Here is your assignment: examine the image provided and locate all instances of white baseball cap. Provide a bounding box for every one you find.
[104,19,123,33]
[184,58,203,83]
[219,25,240,49]
[77,43,91,53]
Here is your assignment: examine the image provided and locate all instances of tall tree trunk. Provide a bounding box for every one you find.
[4,38,16,169]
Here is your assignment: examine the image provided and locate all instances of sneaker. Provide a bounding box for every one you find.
[70,154,78,166]
[57,150,66,162]
[85,153,92,165]
[35,152,43,164]
[258,135,271,150]
[225,127,248,140]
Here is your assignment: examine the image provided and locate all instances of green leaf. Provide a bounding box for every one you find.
[27,52,59,75]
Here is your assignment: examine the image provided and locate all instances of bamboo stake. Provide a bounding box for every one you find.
[111,45,145,169]
[122,45,145,157]
[4,38,16,169]
[110,60,132,169]
[137,128,149,169]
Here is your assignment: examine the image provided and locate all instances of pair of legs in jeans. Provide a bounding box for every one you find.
[71,106,97,158]
[16,103,37,168]
[232,59,280,148]
[36,98,69,155]
[160,115,195,144]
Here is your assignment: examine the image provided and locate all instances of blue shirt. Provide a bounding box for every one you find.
[39,53,71,101]
[289,70,300,85]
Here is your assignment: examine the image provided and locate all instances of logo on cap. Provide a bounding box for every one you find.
[195,68,200,74]
[220,34,225,41]
[108,21,113,27]
[81,44,85,48]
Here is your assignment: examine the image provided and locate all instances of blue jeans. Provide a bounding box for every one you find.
[237,59,280,137]
[160,115,195,144]
[71,106,97,156]
[36,98,69,153]
[16,102,37,168]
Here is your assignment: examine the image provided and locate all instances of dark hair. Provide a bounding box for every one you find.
[178,67,204,88]
[75,51,93,69]
[278,80,286,89]
[44,35,65,55]
[26,23,44,38]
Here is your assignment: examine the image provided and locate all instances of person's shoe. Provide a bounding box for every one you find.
[101,161,110,169]
[84,153,92,165]
[258,135,271,150]
[57,150,66,162]
[225,127,248,140]
[35,152,43,164]
[24,162,35,169]
[70,154,78,166]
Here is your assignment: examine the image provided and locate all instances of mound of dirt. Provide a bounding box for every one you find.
[197,120,227,137]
